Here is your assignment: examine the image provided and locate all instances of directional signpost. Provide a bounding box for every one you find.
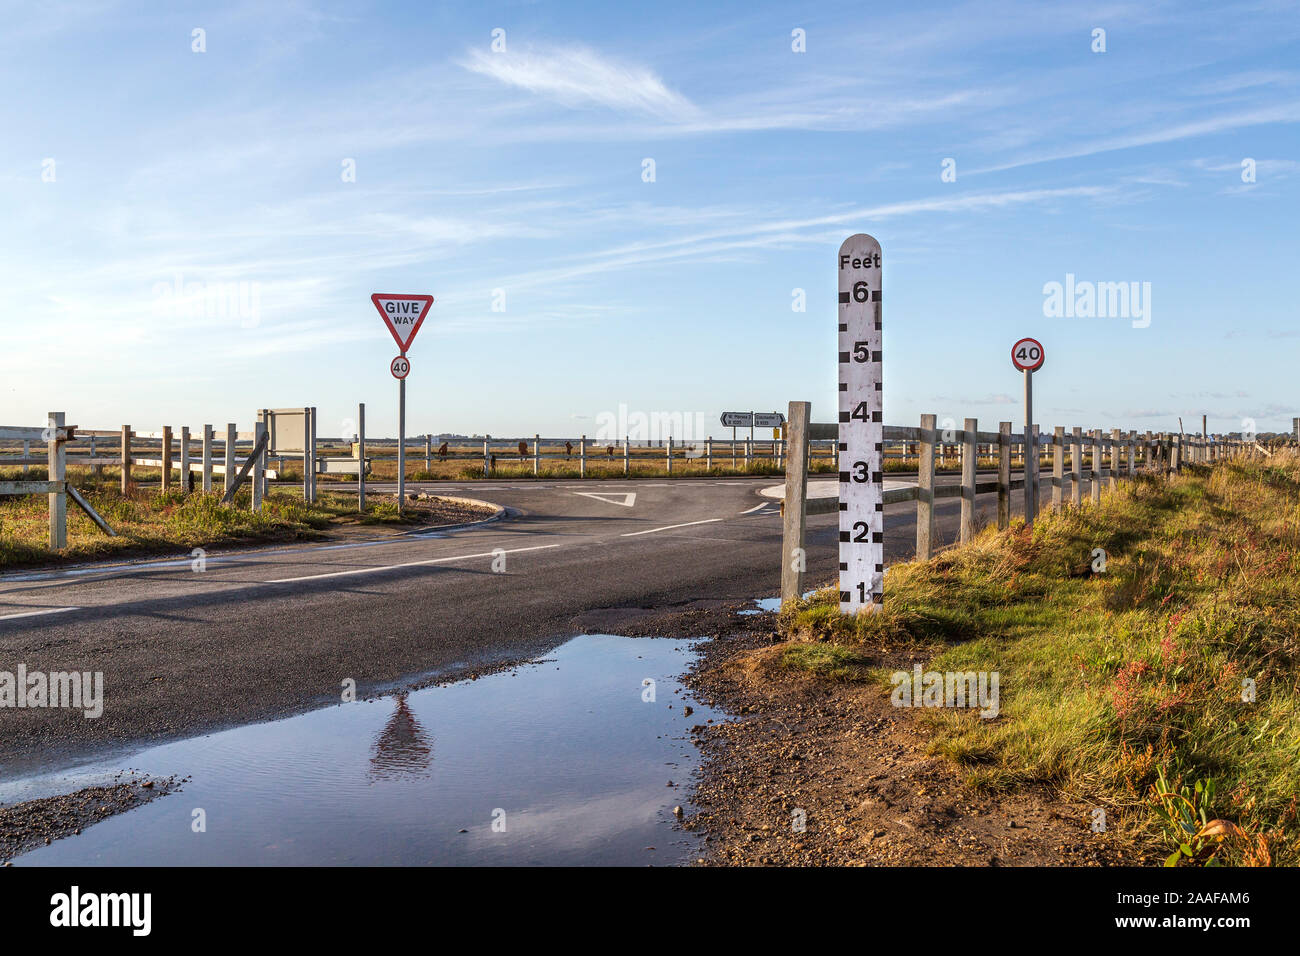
[838,234,883,614]
[371,293,434,510]
[720,411,752,447]
[720,411,783,447]
[1011,337,1045,526]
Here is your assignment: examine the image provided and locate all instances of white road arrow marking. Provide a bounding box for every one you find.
[573,492,636,508]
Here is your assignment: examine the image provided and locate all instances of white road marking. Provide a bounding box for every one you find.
[0,606,79,622]
[573,491,636,508]
[621,518,724,537]
[265,543,564,584]
[740,502,771,514]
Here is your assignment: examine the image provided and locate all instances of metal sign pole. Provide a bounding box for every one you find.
[397,373,406,512]
[1024,367,1034,525]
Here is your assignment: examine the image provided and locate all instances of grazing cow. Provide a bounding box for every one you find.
[607,445,615,459]
[437,441,448,460]
[518,440,528,459]
[565,441,574,460]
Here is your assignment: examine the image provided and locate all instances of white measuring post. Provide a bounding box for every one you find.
[1011,336,1045,525]
[837,234,884,614]
[371,293,433,513]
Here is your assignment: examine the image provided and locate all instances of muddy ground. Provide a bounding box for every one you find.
[610,599,1157,867]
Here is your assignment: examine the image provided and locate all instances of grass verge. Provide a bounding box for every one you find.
[0,476,472,568]
[780,454,1300,866]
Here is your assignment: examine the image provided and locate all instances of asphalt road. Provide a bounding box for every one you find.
[0,472,1066,775]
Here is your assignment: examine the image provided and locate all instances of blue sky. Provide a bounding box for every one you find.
[2,0,1297,439]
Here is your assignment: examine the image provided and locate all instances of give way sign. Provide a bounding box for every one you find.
[371,293,434,352]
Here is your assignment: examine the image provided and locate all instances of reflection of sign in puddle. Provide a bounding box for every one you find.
[369,694,432,781]
[8,635,720,866]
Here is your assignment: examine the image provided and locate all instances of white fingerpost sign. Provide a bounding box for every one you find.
[838,234,883,614]
[371,293,434,510]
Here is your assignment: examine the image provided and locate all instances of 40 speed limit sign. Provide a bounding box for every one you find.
[390,355,410,379]
[1011,337,1045,372]
[837,234,883,614]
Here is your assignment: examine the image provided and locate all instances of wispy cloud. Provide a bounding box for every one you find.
[460,44,701,121]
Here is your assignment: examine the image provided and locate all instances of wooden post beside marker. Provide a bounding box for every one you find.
[960,417,977,543]
[781,401,811,606]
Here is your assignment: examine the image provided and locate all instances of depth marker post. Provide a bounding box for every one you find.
[837,234,883,614]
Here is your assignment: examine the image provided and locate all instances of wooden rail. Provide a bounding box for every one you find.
[780,408,1249,605]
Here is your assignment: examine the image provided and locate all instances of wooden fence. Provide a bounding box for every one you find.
[0,414,273,547]
[779,404,1254,604]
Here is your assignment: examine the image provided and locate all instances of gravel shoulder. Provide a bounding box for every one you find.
[632,602,1158,866]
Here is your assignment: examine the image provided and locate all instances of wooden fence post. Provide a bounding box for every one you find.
[997,421,1011,529]
[202,425,214,493]
[252,421,266,512]
[1071,427,1083,506]
[706,437,712,470]
[358,404,366,512]
[623,436,630,475]
[225,423,237,496]
[22,439,29,477]
[917,414,936,558]
[161,425,173,494]
[781,401,811,605]
[48,412,67,549]
[1052,425,1064,509]
[533,435,540,475]
[120,425,132,495]
[1110,428,1121,490]
[579,435,586,477]
[959,417,977,543]
[483,438,490,477]
[1026,424,1040,526]
[180,426,191,492]
[1091,429,1102,503]
[1128,430,1136,476]
[309,407,318,502]
[301,409,311,500]
[666,436,673,475]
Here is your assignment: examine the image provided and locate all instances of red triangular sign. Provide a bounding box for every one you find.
[371,293,434,353]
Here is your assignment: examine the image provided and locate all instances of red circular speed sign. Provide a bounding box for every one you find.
[390,355,410,379]
[1011,337,1045,372]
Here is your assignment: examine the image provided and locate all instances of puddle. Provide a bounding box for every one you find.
[738,597,782,616]
[738,591,819,616]
[3,634,720,866]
